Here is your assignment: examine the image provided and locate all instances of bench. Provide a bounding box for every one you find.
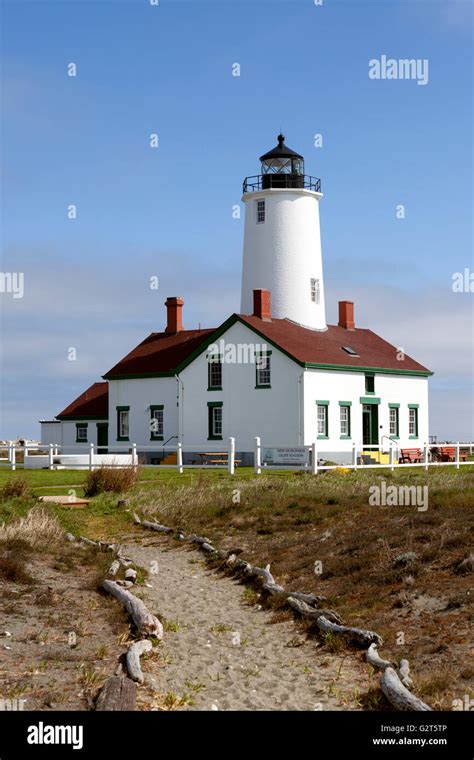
[398,448,423,464]
[431,446,468,463]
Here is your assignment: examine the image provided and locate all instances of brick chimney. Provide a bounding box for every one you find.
[165,296,184,333]
[338,300,355,330]
[253,289,271,321]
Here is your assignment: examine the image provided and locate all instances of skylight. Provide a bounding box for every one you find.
[342,346,359,357]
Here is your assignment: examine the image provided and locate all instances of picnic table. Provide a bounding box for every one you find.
[195,452,241,466]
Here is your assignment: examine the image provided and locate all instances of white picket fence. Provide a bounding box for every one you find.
[0,439,473,475]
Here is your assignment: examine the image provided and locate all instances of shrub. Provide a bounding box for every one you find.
[83,466,139,497]
[0,476,31,500]
[0,555,34,584]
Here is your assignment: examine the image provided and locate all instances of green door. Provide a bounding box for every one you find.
[362,405,379,446]
[97,423,108,453]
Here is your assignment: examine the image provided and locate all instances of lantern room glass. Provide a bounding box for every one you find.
[261,157,305,175]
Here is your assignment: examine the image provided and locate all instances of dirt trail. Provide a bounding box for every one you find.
[124,538,366,711]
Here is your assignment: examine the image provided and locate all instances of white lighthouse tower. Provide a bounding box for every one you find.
[240,134,327,330]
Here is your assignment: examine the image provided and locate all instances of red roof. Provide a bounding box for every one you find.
[238,316,431,373]
[57,382,108,420]
[102,316,431,379]
[103,329,216,379]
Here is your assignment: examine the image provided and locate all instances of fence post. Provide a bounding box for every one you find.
[11,442,16,472]
[89,443,94,471]
[389,443,394,472]
[49,443,54,470]
[132,443,137,468]
[311,442,317,475]
[177,443,183,474]
[455,442,460,470]
[424,442,429,471]
[8,441,12,465]
[228,437,235,475]
[352,442,358,471]
[254,436,261,475]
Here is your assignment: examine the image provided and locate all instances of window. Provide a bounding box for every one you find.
[389,405,399,438]
[339,402,351,438]
[75,423,88,443]
[317,402,329,438]
[310,278,320,304]
[208,402,223,440]
[208,355,222,390]
[409,405,419,438]
[365,374,375,394]
[255,353,271,388]
[150,405,164,440]
[342,346,359,357]
[256,199,265,223]
[117,406,130,441]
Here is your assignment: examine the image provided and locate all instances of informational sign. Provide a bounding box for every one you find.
[262,447,309,465]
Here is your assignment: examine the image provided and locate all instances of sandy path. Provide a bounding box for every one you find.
[124,538,364,711]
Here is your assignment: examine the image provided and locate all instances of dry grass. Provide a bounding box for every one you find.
[83,466,140,497]
[0,505,64,549]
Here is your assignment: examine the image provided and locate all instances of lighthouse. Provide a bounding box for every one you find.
[240,134,327,331]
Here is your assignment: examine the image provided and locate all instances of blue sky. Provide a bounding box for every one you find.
[1,0,473,440]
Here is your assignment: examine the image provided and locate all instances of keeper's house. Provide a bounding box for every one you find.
[40,135,432,463]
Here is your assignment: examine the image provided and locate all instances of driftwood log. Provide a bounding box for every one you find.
[95,675,137,711]
[126,640,153,683]
[142,520,174,534]
[314,615,383,647]
[79,536,115,552]
[380,667,432,711]
[399,659,414,689]
[124,568,137,583]
[286,597,343,625]
[366,642,393,670]
[108,560,121,577]
[237,559,326,604]
[102,580,163,638]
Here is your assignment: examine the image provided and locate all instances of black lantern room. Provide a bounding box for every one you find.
[260,134,304,175]
[243,134,320,193]
[259,134,304,190]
